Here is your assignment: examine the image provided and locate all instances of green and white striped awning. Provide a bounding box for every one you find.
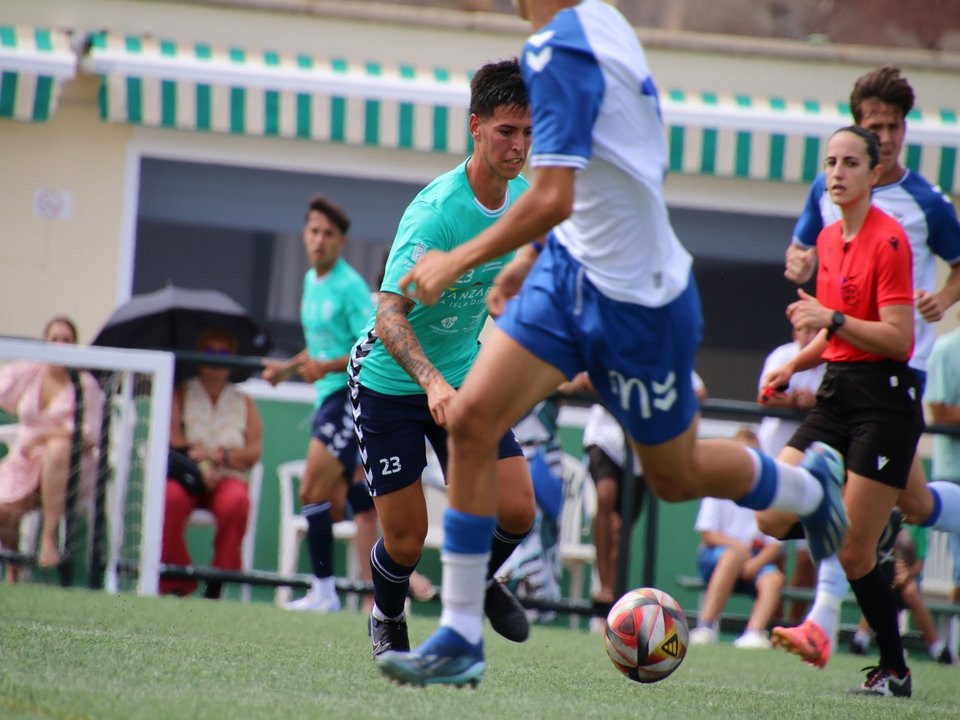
[0,26,76,122]
[86,32,473,155]
[85,33,960,193]
[663,90,960,193]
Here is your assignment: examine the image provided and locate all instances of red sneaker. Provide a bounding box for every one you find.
[771,620,831,668]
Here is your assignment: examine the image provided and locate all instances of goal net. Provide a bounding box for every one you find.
[0,338,174,595]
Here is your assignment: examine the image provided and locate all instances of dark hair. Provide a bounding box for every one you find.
[43,315,78,343]
[850,66,915,123]
[196,327,238,354]
[833,125,881,168]
[469,58,528,119]
[305,194,350,235]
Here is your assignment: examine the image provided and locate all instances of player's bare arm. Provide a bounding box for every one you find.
[399,167,575,305]
[375,291,455,426]
[915,261,960,323]
[486,242,542,318]
[261,349,309,386]
[788,288,914,360]
[297,355,348,383]
[784,243,817,284]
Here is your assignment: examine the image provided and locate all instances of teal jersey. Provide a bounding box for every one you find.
[926,328,960,480]
[354,159,528,395]
[301,258,373,406]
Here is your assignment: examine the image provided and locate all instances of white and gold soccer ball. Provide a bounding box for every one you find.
[603,587,689,683]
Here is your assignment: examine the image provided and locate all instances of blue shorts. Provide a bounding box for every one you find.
[311,388,359,480]
[353,385,523,497]
[697,545,779,597]
[497,235,703,445]
[945,486,960,584]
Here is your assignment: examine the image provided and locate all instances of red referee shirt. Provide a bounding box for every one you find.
[815,206,914,363]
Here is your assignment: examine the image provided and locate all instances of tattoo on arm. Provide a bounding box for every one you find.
[376,293,441,388]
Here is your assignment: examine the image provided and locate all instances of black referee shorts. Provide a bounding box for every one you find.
[787,361,924,490]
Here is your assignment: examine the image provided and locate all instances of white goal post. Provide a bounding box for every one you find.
[0,338,174,596]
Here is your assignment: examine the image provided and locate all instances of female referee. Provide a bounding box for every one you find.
[760,126,922,697]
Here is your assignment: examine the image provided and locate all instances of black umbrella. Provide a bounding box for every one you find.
[92,285,272,382]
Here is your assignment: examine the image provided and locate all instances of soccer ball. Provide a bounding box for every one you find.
[603,587,689,683]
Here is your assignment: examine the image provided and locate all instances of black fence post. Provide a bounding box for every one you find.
[60,369,84,588]
[89,376,114,589]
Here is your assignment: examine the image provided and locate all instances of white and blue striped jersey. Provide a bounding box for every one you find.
[793,170,960,370]
[521,0,692,308]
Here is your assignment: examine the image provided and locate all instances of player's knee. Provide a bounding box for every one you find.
[447,399,499,449]
[299,470,341,505]
[645,473,699,503]
[642,461,704,502]
[383,527,427,566]
[496,499,535,535]
[837,544,872,579]
[899,494,933,526]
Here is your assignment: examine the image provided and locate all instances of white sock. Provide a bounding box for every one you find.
[768,462,823,516]
[928,482,960,532]
[316,576,336,598]
[807,593,843,644]
[372,604,404,623]
[854,628,872,645]
[439,550,488,645]
[929,639,945,659]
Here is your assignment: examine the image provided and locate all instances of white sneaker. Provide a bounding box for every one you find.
[689,626,717,645]
[284,586,341,613]
[733,630,772,650]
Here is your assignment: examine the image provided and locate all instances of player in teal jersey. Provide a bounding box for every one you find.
[263,195,376,612]
[348,59,536,657]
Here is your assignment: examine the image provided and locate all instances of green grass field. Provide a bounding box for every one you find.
[1,584,957,720]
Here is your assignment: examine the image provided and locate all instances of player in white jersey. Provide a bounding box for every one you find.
[763,68,960,678]
[376,0,847,687]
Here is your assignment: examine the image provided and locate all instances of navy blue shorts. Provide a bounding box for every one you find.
[497,235,703,445]
[311,388,359,480]
[352,385,523,497]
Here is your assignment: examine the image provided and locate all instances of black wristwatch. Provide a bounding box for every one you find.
[826,310,845,340]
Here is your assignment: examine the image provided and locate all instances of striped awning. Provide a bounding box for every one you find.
[0,26,76,122]
[84,33,960,193]
[85,32,473,155]
[664,90,960,193]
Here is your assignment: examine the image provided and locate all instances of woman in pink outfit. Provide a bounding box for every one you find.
[0,317,104,573]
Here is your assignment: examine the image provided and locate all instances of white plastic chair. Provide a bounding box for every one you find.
[558,452,599,628]
[187,461,263,603]
[274,459,359,606]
